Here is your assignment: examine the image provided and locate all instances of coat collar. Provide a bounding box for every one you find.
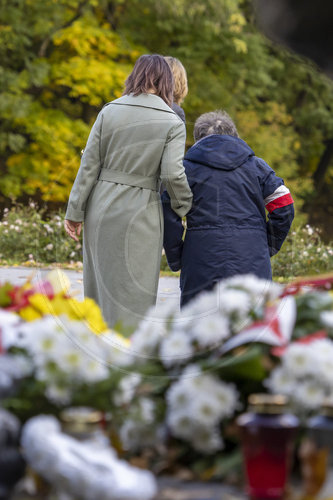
[109,94,175,114]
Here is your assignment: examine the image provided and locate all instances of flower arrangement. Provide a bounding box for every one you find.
[0,270,133,414]
[107,274,333,479]
[1,270,332,481]
[0,268,107,333]
[105,277,287,469]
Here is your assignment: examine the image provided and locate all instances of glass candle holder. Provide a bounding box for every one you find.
[237,394,299,500]
[59,406,105,441]
[300,400,333,497]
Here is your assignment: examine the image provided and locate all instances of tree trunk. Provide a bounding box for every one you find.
[313,138,333,190]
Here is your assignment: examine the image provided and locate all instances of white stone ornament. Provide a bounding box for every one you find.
[21,415,157,500]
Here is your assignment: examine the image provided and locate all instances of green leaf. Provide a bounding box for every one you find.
[0,282,14,306]
[215,346,267,381]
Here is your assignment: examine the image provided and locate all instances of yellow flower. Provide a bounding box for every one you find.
[51,295,108,334]
[19,293,54,319]
[19,306,43,321]
[17,289,108,335]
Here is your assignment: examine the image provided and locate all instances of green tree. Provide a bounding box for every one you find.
[117,0,332,222]
[0,0,139,202]
[0,0,332,234]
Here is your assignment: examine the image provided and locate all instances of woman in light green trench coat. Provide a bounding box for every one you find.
[64,55,193,328]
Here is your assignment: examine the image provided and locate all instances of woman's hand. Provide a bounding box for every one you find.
[64,219,82,242]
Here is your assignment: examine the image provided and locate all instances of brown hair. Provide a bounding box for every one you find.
[164,56,188,105]
[123,54,174,107]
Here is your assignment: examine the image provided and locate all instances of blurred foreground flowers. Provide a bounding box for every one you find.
[0,271,333,488]
[0,270,132,410]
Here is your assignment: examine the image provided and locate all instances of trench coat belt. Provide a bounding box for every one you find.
[98,168,160,191]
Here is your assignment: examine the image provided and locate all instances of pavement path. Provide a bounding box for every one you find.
[0,266,180,306]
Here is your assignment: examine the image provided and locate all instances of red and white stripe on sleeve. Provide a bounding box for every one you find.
[264,185,294,213]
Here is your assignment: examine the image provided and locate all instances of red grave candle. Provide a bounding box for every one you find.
[237,394,299,500]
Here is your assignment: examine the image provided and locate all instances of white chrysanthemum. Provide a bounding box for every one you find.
[100,332,134,367]
[189,394,226,426]
[159,330,193,367]
[35,329,69,362]
[83,359,109,383]
[45,385,72,406]
[0,354,33,379]
[181,372,213,392]
[182,290,220,322]
[16,317,68,359]
[62,317,93,339]
[317,356,333,385]
[181,363,202,379]
[191,425,224,454]
[138,398,155,424]
[214,382,239,418]
[265,366,297,396]
[166,367,238,447]
[312,340,333,385]
[0,311,22,350]
[320,311,333,329]
[0,371,12,392]
[113,373,142,406]
[222,274,282,304]
[283,343,319,378]
[166,411,194,440]
[294,380,327,410]
[56,347,88,380]
[131,319,167,360]
[190,313,229,348]
[6,320,42,352]
[180,368,220,393]
[218,289,251,316]
[311,338,333,357]
[267,339,333,413]
[166,381,192,409]
[145,300,179,322]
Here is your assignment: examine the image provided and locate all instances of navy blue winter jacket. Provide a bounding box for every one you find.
[162,134,294,306]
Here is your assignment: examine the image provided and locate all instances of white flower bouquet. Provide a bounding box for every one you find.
[108,273,333,478]
[0,270,133,415]
[1,271,332,482]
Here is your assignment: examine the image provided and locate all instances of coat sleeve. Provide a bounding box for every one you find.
[160,120,193,218]
[161,190,184,271]
[259,159,295,256]
[65,111,103,222]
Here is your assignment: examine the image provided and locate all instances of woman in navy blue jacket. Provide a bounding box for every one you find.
[162,111,294,307]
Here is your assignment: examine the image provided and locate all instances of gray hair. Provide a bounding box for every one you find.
[194,110,239,141]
